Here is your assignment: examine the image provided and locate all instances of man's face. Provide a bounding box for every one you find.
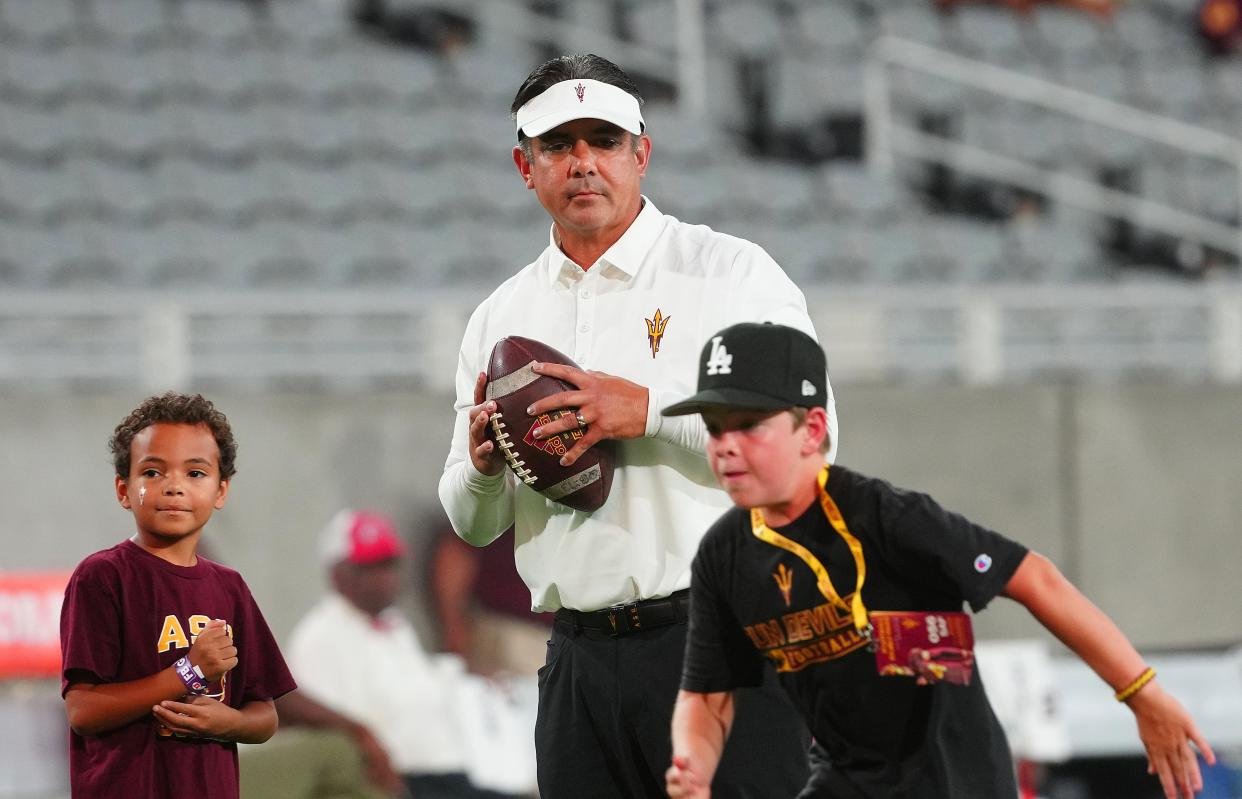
[334,558,403,618]
[514,118,651,245]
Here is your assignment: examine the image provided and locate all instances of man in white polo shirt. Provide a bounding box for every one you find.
[438,53,838,798]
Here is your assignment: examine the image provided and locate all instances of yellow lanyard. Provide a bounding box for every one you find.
[750,466,871,638]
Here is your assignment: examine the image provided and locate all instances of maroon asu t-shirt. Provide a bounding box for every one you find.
[60,540,296,798]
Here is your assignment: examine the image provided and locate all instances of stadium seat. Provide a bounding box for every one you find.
[49,254,128,289]
[0,103,79,161]
[646,110,730,168]
[887,64,967,116]
[723,161,822,225]
[877,4,958,49]
[351,44,443,108]
[93,223,185,285]
[80,46,185,106]
[788,1,870,58]
[84,103,188,163]
[274,43,368,106]
[0,0,77,42]
[642,162,733,224]
[170,0,259,45]
[921,217,1007,283]
[1206,60,1242,110]
[953,6,1034,62]
[1185,162,1241,223]
[825,165,904,221]
[162,160,278,224]
[368,160,471,223]
[77,161,160,222]
[376,102,460,162]
[184,103,283,163]
[1132,61,1207,118]
[627,0,679,52]
[1004,219,1098,282]
[1029,6,1107,64]
[1113,7,1168,52]
[1067,61,1129,102]
[79,0,171,44]
[773,52,865,123]
[0,221,56,282]
[0,158,84,221]
[467,166,536,222]
[0,45,81,100]
[267,0,352,46]
[713,1,784,59]
[179,45,286,105]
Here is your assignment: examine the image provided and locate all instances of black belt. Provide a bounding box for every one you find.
[555,590,690,637]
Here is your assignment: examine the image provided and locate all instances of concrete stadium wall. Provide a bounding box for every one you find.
[2,383,1238,650]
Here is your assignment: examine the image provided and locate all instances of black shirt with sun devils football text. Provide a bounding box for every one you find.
[683,465,1029,799]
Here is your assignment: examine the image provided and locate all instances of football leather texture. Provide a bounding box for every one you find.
[484,336,615,512]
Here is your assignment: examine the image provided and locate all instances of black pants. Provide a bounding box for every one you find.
[534,617,810,798]
[402,772,522,799]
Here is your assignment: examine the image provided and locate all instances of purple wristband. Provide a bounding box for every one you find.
[173,656,208,695]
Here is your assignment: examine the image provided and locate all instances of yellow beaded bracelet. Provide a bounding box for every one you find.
[1114,666,1156,703]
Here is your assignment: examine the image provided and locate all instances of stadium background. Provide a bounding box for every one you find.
[0,0,1240,796]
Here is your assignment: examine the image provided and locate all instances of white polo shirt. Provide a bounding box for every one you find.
[285,593,468,775]
[438,198,838,613]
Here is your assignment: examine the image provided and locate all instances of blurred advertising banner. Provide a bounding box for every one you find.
[0,572,70,679]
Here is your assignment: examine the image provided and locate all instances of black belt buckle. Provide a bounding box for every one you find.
[603,601,643,637]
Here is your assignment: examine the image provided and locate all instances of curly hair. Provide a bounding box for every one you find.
[110,392,237,480]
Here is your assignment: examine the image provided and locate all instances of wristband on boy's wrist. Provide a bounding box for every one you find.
[1114,666,1157,703]
[173,655,209,695]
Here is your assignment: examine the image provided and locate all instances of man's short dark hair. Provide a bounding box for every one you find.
[511,53,644,154]
[110,392,237,480]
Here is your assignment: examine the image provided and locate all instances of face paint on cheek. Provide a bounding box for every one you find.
[138,485,146,507]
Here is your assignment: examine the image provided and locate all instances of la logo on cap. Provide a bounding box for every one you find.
[705,336,732,375]
[801,379,816,397]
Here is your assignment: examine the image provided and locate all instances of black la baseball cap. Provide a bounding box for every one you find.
[662,322,827,417]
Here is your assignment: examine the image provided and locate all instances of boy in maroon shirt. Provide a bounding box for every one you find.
[60,392,296,798]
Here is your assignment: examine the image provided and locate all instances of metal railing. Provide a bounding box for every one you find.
[864,36,1242,258]
[1,286,1238,393]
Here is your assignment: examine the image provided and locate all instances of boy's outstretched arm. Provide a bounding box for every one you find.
[151,697,278,744]
[667,689,735,798]
[1003,552,1216,799]
[64,620,237,737]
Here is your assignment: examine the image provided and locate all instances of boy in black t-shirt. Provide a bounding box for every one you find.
[60,392,296,799]
[661,323,1214,799]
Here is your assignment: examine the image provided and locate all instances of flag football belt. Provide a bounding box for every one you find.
[555,590,690,637]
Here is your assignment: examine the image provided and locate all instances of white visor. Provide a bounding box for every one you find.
[515,78,644,139]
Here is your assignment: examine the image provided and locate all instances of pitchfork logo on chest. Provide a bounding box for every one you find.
[645,308,671,358]
[773,562,795,608]
[575,82,586,102]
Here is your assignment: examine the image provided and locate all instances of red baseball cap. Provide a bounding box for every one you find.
[319,509,406,566]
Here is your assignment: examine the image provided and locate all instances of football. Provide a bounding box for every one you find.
[484,336,615,512]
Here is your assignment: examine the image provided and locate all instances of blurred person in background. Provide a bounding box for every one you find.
[285,509,516,799]
[241,686,405,799]
[430,525,551,677]
[1198,0,1242,55]
[439,52,837,797]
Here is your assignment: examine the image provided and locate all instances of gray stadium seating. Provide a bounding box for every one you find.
[0,0,1237,294]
